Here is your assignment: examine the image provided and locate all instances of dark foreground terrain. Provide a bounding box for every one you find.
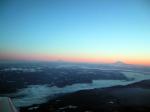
[20,79,150,112]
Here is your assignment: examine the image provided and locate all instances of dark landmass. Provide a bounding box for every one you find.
[20,79,150,112]
[0,62,128,94]
[126,79,150,88]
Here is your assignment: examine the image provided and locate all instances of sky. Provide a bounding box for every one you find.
[0,0,150,65]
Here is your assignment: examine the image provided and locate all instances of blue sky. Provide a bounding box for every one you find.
[0,0,150,64]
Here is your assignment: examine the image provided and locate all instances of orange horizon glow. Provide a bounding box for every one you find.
[0,52,150,66]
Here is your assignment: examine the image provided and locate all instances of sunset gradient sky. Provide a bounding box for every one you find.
[0,0,150,65]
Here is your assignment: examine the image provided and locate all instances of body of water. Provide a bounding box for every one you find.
[11,71,150,107]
